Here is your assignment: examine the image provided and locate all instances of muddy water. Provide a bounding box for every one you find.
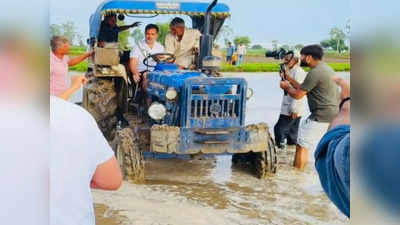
[86,72,350,225]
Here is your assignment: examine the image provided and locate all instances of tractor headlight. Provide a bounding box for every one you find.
[166,87,178,100]
[148,102,167,120]
[246,88,254,100]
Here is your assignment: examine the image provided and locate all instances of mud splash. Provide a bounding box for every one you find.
[95,204,127,225]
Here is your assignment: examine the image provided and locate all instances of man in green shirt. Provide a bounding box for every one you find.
[280,45,339,169]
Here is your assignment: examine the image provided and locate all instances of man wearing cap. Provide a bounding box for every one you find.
[274,51,307,149]
[165,17,202,69]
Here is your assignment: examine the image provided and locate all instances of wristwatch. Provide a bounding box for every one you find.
[339,97,350,110]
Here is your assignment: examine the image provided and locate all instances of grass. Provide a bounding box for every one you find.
[69,46,87,56]
[70,61,89,72]
[222,48,350,59]
[221,62,350,72]
[70,61,350,73]
[324,51,350,59]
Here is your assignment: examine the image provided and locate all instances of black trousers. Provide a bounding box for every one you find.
[274,114,301,147]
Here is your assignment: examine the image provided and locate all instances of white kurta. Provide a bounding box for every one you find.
[165,28,201,68]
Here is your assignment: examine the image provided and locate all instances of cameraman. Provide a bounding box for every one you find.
[274,51,307,149]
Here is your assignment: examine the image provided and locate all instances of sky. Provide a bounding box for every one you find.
[50,0,350,48]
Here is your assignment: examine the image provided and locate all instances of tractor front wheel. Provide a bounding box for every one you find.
[113,128,145,183]
[232,135,278,178]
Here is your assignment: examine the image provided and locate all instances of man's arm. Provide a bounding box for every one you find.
[194,29,201,49]
[91,156,122,190]
[57,75,87,100]
[164,34,175,54]
[328,76,350,130]
[118,21,141,32]
[129,57,141,83]
[280,81,307,100]
[282,69,319,100]
[328,100,350,130]
[68,51,93,67]
[285,72,301,90]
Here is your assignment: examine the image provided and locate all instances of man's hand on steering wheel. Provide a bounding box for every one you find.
[143,53,176,68]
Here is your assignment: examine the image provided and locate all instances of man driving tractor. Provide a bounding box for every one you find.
[129,24,165,105]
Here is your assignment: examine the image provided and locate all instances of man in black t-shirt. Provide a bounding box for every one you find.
[97,14,141,128]
[97,14,141,47]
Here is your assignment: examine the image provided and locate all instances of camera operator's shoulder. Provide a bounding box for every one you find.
[50,96,96,124]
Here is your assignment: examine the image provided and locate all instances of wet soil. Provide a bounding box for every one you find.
[93,147,347,225]
[95,203,127,225]
[91,72,350,225]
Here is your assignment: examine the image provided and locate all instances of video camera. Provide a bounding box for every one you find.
[265,48,287,60]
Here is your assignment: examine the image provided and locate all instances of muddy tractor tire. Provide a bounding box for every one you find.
[83,77,118,140]
[113,128,145,183]
[255,135,278,178]
[232,126,278,179]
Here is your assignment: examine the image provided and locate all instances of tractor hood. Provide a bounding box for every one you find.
[149,68,203,90]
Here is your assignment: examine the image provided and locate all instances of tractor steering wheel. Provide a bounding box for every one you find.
[143,53,176,68]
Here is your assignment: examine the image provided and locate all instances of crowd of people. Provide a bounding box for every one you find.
[49,14,350,224]
[225,41,247,66]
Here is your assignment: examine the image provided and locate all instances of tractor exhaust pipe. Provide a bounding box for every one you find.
[199,0,218,69]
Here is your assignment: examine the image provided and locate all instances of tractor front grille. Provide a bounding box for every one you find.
[182,78,247,128]
[190,97,240,118]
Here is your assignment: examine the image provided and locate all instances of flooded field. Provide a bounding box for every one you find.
[71,72,349,225]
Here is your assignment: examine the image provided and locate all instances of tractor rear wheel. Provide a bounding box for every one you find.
[83,77,118,140]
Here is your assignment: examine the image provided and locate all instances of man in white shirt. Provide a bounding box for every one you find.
[50,96,122,225]
[129,24,165,84]
[165,17,201,69]
[236,43,247,66]
[274,51,307,149]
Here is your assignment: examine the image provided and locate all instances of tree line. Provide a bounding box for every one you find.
[50,21,350,53]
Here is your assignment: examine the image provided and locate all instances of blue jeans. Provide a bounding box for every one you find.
[237,54,244,66]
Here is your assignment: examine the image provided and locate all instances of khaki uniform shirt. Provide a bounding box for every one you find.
[165,28,201,68]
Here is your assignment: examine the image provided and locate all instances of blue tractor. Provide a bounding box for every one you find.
[83,0,278,181]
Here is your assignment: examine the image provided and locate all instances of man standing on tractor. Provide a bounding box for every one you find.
[97,13,141,47]
[97,13,141,127]
[165,17,202,69]
[129,24,164,105]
